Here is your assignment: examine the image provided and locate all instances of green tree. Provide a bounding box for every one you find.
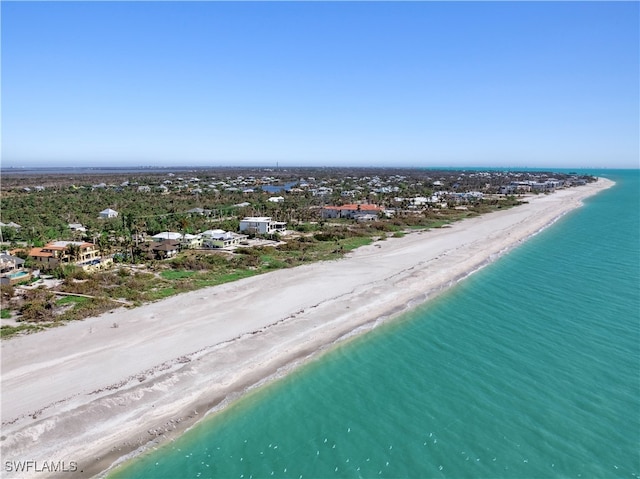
[65,243,81,263]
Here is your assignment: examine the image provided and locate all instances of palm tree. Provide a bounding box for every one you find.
[65,243,81,264]
[97,234,110,257]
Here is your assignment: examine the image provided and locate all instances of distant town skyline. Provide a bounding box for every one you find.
[2,1,639,169]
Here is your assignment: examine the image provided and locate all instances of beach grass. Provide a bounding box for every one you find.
[340,236,373,251]
[160,270,197,280]
[56,295,90,306]
[0,322,59,338]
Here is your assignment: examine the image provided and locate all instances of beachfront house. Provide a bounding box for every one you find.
[99,208,119,219]
[28,241,101,270]
[180,234,202,249]
[239,217,287,236]
[0,252,30,285]
[138,240,180,260]
[200,230,247,249]
[152,241,180,259]
[151,232,183,242]
[321,204,384,220]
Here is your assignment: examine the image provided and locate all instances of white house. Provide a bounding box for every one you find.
[180,233,202,249]
[321,204,383,220]
[310,187,333,196]
[268,196,285,203]
[239,217,286,235]
[200,230,247,248]
[0,253,29,285]
[152,232,183,242]
[68,223,87,233]
[99,208,118,219]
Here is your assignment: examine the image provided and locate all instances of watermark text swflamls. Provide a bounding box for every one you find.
[4,460,78,473]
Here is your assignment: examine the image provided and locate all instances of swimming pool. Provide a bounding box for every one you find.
[7,270,29,279]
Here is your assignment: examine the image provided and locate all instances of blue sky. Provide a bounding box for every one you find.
[2,1,638,169]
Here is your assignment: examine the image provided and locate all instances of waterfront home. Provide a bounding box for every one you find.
[321,204,384,220]
[152,241,180,259]
[29,241,99,270]
[99,208,119,219]
[180,233,202,249]
[0,252,30,285]
[239,217,287,235]
[310,186,333,196]
[200,230,247,249]
[151,232,183,242]
[138,240,180,260]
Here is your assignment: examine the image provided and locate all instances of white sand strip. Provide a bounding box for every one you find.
[0,178,613,478]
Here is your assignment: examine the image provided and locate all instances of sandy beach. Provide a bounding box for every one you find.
[0,178,613,478]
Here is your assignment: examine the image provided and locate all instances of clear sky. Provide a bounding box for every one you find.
[2,1,638,169]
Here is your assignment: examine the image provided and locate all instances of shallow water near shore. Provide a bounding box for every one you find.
[111,170,639,479]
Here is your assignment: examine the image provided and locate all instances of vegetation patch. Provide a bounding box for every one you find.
[144,287,177,301]
[1,323,59,338]
[160,270,197,280]
[56,295,90,306]
[340,237,374,251]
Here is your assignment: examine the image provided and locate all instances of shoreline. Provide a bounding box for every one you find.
[0,178,614,479]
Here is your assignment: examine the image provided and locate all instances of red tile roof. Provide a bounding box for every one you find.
[29,248,53,258]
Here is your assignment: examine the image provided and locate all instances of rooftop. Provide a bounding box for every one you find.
[241,217,272,222]
[324,204,383,211]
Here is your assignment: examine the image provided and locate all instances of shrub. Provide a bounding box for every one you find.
[20,299,55,322]
[1,284,15,302]
[294,223,318,233]
[314,232,345,241]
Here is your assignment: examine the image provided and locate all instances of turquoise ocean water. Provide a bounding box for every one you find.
[112,170,639,479]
